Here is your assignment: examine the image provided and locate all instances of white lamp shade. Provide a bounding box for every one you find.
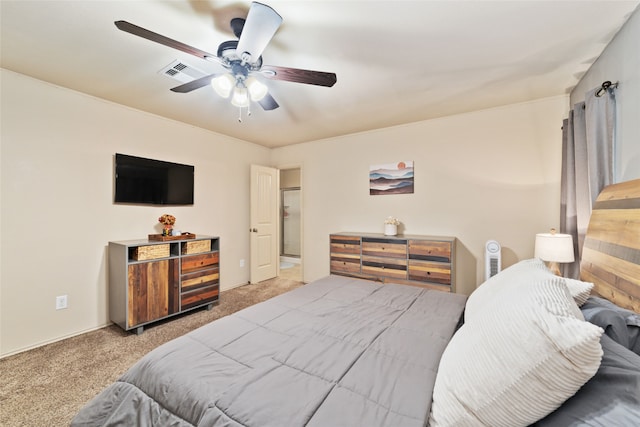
[231,86,250,107]
[246,77,268,101]
[211,74,234,98]
[534,233,575,263]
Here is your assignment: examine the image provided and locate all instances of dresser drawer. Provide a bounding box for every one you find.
[182,252,219,273]
[181,267,219,292]
[408,240,451,262]
[362,238,407,259]
[362,255,407,280]
[330,235,361,254]
[331,253,361,274]
[408,260,451,285]
[330,242,361,255]
[181,285,219,310]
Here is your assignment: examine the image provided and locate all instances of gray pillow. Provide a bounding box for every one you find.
[581,296,640,355]
[534,334,640,426]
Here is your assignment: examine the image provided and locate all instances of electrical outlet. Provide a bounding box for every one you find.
[240,259,245,268]
[56,295,68,310]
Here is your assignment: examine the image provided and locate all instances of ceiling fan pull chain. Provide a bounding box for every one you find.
[238,106,243,123]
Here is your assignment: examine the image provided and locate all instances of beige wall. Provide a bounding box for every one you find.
[0,68,568,357]
[570,6,640,182]
[280,168,301,189]
[272,96,569,293]
[0,70,270,357]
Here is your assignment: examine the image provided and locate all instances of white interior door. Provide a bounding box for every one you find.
[250,164,279,283]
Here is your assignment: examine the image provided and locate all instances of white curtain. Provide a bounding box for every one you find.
[561,86,616,278]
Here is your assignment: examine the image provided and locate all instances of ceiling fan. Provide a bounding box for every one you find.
[115,2,337,119]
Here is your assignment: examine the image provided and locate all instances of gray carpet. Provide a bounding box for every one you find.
[0,277,303,426]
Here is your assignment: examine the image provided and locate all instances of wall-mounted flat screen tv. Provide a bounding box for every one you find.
[114,153,194,205]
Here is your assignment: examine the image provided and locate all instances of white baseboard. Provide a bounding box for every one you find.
[0,323,111,359]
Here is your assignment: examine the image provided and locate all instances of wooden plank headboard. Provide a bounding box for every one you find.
[580,178,640,313]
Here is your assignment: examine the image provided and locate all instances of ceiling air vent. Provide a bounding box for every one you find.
[158,60,207,83]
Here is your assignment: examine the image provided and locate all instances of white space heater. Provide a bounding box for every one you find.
[485,240,502,281]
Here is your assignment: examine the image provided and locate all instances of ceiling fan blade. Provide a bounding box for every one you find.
[230,18,245,39]
[258,93,279,110]
[235,2,282,64]
[114,20,220,64]
[261,65,337,87]
[170,74,217,93]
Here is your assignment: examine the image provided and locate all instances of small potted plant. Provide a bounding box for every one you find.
[384,216,400,236]
[158,214,176,236]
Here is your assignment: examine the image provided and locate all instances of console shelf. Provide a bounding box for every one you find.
[109,235,220,334]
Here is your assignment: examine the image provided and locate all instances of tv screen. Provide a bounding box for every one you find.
[114,153,194,205]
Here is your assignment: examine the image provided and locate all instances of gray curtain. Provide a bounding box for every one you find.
[561,86,616,278]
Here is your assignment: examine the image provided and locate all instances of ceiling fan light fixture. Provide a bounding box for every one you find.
[231,86,250,108]
[116,1,337,118]
[246,77,268,101]
[211,73,234,98]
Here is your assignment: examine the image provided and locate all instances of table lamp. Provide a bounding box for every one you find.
[534,228,575,276]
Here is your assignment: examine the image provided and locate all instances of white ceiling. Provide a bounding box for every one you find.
[2,1,638,148]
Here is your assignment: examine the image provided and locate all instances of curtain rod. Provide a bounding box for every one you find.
[595,80,618,97]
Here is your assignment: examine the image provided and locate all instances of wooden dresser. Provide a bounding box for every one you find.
[109,235,220,334]
[330,232,456,292]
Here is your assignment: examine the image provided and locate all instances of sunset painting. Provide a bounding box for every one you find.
[369,161,414,195]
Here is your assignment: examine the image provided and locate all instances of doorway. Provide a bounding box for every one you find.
[281,188,301,258]
[279,168,302,281]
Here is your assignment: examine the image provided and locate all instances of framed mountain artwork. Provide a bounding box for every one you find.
[369,161,414,195]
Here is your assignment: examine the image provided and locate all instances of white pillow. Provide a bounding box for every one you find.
[564,278,594,307]
[465,259,592,322]
[464,258,552,323]
[430,276,603,427]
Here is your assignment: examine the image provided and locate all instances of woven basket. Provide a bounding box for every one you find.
[133,244,170,261]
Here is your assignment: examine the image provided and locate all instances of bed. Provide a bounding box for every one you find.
[72,179,640,427]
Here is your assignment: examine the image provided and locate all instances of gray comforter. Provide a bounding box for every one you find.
[71,275,467,427]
